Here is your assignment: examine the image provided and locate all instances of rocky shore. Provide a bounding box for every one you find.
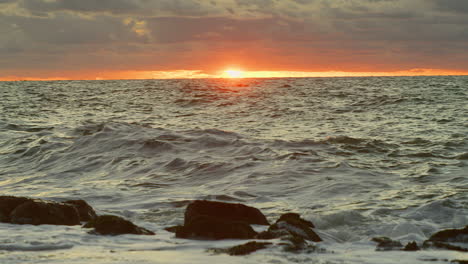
[0,195,466,260]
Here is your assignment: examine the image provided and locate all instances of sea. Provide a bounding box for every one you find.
[0,76,467,263]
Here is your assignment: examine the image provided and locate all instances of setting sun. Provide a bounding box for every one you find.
[223,69,245,78]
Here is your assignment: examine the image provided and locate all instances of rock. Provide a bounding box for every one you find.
[0,196,98,226]
[10,200,80,226]
[403,241,420,251]
[281,235,308,252]
[451,260,468,264]
[372,237,403,251]
[277,213,315,228]
[184,200,269,226]
[176,214,257,240]
[428,226,468,243]
[83,215,154,236]
[280,234,326,253]
[64,200,97,222]
[0,196,32,222]
[256,230,283,240]
[165,225,183,233]
[211,241,272,256]
[423,226,468,252]
[265,213,321,242]
[423,241,468,252]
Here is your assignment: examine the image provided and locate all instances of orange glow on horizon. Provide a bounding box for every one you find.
[222,69,245,78]
[1,68,468,81]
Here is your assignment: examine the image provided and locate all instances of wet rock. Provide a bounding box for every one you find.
[9,199,80,226]
[423,241,468,252]
[83,215,154,236]
[176,214,257,240]
[211,241,272,256]
[280,234,327,253]
[184,200,269,226]
[256,230,282,240]
[263,213,322,242]
[281,235,308,252]
[0,196,99,226]
[428,226,468,243]
[372,237,403,251]
[0,196,32,222]
[423,226,468,252]
[64,200,97,222]
[403,241,420,251]
[165,225,183,233]
[451,260,468,264]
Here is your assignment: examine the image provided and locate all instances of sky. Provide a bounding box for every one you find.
[1,0,468,80]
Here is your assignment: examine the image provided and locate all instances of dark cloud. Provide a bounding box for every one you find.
[17,0,219,16]
[432,0,468,13]
[19,0,139,13]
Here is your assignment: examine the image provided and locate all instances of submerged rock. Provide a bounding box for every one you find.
[372,237,403,251]
[258,213,322,242]
[0,196,97,226]
[176,214,257,240]
[423,226,468,252]
[64,200,97,222]
[451,260,468,264]
[165,225,183,233]
[184,200,269,226]
[428,226,468,243]
[83,215,154,236]
[211,241,272,256]
[280,235,327,253]
[403,241,420,251]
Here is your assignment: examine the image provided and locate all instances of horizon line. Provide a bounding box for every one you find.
[2,68,468,82]
[2,74,468,82]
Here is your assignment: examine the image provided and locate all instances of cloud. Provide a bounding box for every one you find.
[431,0,468,13]
[15,0,225,17]
[1,0,467,78]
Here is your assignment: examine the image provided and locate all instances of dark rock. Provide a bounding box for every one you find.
[281,235,308,252]
[184,200,269,226]
[0,196,32,222]
[165,225,183,233]
[10,200,80,226]
[278,213,315,228]
[211,241,272,256]
[423,241,468,252]
[403,241,420,251]
[423,226,468,252]
[83,215,154,236]
[176,215,257,240]
[280,234,327,253]
[0,196,98,226]
[256,230,284,240]
[451,260,468,264]
[372,237,403,251]
[268,213,321,242]
[428,226,468,243]
[64,200,97,222]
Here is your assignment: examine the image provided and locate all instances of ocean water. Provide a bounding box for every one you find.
[0,76,467,263]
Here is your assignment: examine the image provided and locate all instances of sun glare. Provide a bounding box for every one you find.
[224,69,245,78]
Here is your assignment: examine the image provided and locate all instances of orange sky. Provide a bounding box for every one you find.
[1,68,468,81]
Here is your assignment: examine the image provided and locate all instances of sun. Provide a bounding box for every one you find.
[223,69,245,78]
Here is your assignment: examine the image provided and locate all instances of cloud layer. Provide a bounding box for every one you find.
[1,0,467,79]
